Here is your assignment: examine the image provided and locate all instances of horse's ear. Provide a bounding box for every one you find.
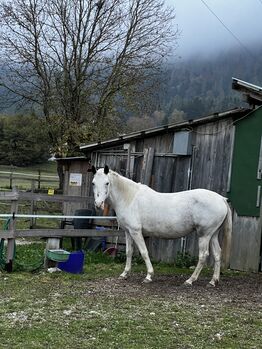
[104,165,109,174]
[91,166,96,175]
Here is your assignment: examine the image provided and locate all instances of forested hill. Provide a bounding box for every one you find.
[161,46,262,120]
[1,46,262,127]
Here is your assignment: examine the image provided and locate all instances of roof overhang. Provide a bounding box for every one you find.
[80,107,249,152]
[54,156,87,162]
[232,77,262,106]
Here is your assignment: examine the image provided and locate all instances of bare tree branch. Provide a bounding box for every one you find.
[0,0,178,153]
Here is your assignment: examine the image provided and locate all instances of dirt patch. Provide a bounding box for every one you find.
[89,272,262,310]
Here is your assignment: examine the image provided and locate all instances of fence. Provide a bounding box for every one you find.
[0,169,59,190]
[0,189,123,271]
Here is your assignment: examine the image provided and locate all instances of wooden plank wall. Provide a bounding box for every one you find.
[63,160,93,216]
[230,210,260,271]
[191,119,234,194]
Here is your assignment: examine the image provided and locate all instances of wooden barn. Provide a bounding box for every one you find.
[58,78,262,272]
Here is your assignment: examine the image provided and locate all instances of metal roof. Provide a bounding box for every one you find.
[232,77,262,106]
[54,156,87,161]
[80,107,248,152]
[232,77,262,92]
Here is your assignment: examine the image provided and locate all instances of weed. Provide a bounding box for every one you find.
[175,251,198,268]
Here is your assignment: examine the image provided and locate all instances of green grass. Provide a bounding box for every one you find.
[0,199,62,230]
[0,162,58,174]
[0,162,58,190]
[0,162,62,228]
[0,245,261,349]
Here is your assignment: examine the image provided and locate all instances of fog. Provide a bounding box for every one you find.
[167,0,262,59]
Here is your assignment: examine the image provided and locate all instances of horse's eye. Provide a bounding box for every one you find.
[92,182,95,186]
[106,182,109,186]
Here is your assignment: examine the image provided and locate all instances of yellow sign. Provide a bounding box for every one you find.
[48,188,55,195]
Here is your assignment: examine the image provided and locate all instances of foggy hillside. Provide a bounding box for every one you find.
[1,46,262,124]
[161,46,262,119]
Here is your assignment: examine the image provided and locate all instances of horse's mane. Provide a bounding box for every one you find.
[109,171,140,205]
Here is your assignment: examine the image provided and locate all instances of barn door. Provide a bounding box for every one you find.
[228,107,262,271]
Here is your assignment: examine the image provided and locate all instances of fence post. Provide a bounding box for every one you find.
[9,170,13,189]
[44,238,60,269]
[30,180,36,229]
[6,188,18,272]
[38,170,41,190]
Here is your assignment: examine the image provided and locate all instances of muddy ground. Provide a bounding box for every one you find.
[89,272,262,310]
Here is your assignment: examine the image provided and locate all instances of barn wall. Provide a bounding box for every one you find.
[191,118,234,194]
[62,160,92,216]
[228,107,262,216]
[230,210,261,272]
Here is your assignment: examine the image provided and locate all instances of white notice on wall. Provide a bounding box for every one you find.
[69,173,82,186]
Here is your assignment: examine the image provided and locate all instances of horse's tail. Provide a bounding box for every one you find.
[221,200,232,269]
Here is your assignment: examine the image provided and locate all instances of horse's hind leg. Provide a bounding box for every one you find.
[119,231,133,279]
[209,232,221,287]
[184,235,211,286]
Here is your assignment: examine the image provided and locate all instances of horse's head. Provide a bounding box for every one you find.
[91,165,110,210]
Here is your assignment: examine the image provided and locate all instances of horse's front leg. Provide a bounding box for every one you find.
[130,229,154,283]
[119,231,133,280]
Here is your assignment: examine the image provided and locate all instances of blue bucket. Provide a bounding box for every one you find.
[58,250,85,274]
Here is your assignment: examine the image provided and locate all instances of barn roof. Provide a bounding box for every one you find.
[232,77,262,106]
[80,107,248,152]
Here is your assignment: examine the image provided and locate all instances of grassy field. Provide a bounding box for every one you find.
[0,245,261,349]
[0,162,62,229]
[0,162,58,175]
[0,162,58,191]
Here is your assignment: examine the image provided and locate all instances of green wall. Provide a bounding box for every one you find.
[228,107,262,217]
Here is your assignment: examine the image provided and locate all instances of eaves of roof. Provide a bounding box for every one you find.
[80,107,249,152]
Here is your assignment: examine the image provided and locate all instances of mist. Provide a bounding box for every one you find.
[167,0,262,60]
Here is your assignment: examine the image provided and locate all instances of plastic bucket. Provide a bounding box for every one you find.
[46,249,70,262]
[58,250,85,274]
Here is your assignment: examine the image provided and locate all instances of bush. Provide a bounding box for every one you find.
[0,114,50,166]
[175,252,198,268]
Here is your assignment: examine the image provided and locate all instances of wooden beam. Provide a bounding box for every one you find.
[0,231,13,239]
[0,191,94,204]
[12,228,125,238]
[141,147,155,185]
[6,196,18,272]
[0,192,19,200]
[18,192,94,203]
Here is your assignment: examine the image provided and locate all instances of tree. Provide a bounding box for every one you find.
[0,114,50,166]
[0,0,178,155]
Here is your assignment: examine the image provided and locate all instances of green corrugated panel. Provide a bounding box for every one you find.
[228,107,262,217]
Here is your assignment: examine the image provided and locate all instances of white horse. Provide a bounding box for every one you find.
[91,166,232,286]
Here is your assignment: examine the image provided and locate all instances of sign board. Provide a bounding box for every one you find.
[48,188,55,195]
[69,173,82,186]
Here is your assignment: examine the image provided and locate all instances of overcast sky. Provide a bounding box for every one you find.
[167,0,262,59]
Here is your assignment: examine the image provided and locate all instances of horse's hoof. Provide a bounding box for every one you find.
[142,277,152,284]
[183,280,192,287]
[207,280,218,288]
[119,274,128,280]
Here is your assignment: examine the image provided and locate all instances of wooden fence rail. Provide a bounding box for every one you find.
[0,169,59,189]
[0,189,123,271]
